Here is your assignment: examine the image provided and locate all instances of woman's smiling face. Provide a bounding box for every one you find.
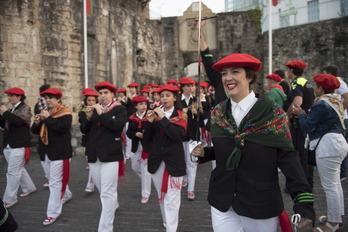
[221,66,251,103]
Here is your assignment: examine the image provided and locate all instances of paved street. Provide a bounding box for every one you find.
[1,153,347,232]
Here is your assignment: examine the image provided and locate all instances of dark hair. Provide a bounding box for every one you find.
[322,65,339,77]
[39,84,51,93]
[173,92,183,110]
[274,70,285,79]
[244,68,257,87]
[20,95,26,103]
[316,82,334,94]
[83,96,98,106]
[292,68,304,76]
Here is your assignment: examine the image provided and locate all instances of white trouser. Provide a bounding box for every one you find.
[40,160,49,181]
[211,206,278,232]
[316,155,346,222]
[43,155,72,218]
[89,158,119,232]
[152,162,182,232]
[131,144,151,197]
[182,140,197,192]
[3,146,36,203]
[123,122,132,159]
[85,155,95,189]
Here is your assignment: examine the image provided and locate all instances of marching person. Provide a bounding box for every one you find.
[266,73,287,108]
[191,52,315,232]
[78,90,99,193]
[80,81,127,232]
[127,96,152,204]
[293,74,347,232]
[285,60,315,191]
[143,84,187,232]
[179,77,204,200]
[31,88,73,225]
[0,87,36,209]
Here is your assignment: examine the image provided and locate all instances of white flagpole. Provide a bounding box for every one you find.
[268,0,272,74]
[83,0,88,88]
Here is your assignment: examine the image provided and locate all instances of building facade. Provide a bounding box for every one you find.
[225,0,348,32]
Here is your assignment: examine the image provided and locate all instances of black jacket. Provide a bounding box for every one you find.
[126,113,151,154]
[31,114,72,161]
[78,110,90,147]
[180,95,204,141]
[80,104,127,162]
[0,102,32,148]
[143,110,186,177]
[201,48,227,106]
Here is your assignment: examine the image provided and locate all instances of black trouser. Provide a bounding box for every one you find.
[0,198,18,232]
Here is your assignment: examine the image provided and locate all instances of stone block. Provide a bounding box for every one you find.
[74,146,85,156]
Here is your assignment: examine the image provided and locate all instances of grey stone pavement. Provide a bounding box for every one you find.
[1,153,348,232]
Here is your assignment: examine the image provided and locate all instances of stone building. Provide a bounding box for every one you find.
[0,0,347,154]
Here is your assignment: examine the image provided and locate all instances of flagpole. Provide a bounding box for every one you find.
[83,0,88,88]
[268,0,272,74]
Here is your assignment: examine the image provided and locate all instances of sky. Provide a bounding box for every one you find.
[149,0,225,19]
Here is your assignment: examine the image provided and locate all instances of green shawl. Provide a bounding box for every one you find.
[211,94,294,171]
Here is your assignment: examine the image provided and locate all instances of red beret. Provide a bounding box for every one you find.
[200,81,209,88]
[141,89,150,93]
[166,79,177,84]
[40,88,63,98]
[179,77,196,85]
[81,88,94,94]
[151,88,161,94]
[158,84,180,93]
[132,96,149,103]
[116,88,127,93]
[151,84,160,88]
[95,81,117,93]
[4,87,25,95]
[212,52,262,72]
[313,74,340,90]
[285,60,307,69]
[83,91,99,97]
[266,74,282,82]
[127,82,139,88]
[142,85,150,89]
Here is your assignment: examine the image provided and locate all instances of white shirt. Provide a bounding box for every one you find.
[10,101,22,113]
[230,91,258,127]
[181,94,193,106]
[136,111,146,119]
[163,106,174,119]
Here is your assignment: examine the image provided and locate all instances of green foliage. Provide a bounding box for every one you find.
[246,8,262,34]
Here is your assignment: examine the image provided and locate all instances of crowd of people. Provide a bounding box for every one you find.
[1,30,347,232]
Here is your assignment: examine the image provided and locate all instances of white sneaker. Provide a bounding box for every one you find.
[20,189,36,197]
[141,196,149,204]
[85,188,94,193]
[43,215,60,226]
[62,196,72,204]
[43,181,49,188]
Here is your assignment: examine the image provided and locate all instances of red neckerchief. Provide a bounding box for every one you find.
[153,110,187,132]
[269,85,284,93]
[128,111,147,129]
[102,99,120,113]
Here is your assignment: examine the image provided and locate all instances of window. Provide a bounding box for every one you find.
[308,0,319,22]
[280,15,290,27]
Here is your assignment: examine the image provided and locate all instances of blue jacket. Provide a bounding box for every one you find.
[298,99,345,140]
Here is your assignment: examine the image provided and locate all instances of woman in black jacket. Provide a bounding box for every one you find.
[0,87,36,209]
[80,81,127,232]
[192,53,315,231]
[143,84,187,231]
[78,90,99,193]
[31,88,73,226]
